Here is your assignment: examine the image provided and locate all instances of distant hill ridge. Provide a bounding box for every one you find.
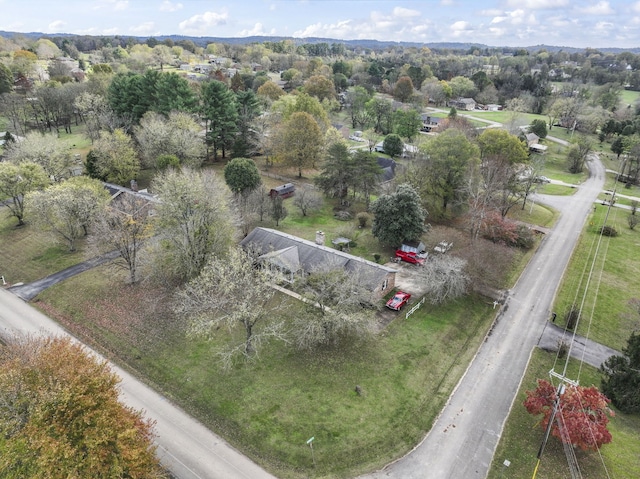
[1,30,638,54]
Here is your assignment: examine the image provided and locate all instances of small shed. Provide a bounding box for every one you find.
[269,183,295,198]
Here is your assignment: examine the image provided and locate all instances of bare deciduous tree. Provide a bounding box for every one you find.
[4,131,75,182]
[173,247,286,368]
[91,193,153,283]
[26,176,110,251]
[417,255,469,304]
[290,262,378,350]
[293,185,323,216]
[148,168,235,283]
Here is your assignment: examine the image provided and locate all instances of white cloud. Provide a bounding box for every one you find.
[160,1,183,12]
[392,7,420,18]
[450,20,474,37]
[48,20,66,32]
[130,22,155,34]
[102,27,119,35]
[294,20,354,39]
[547,15,574,28]
[506,0,568,8]
[237,22,267,37]
[480,9,503,16]
[440,0,454,5]
[578,1,615,15]
[178,10,228,34]
[94,0,128,11]
[490,9,534,26]
[633,2,640,13]
[594,21,614,31]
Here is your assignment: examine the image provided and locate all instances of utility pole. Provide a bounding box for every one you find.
[531,370,579,479]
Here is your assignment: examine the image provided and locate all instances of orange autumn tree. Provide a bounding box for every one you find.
[524,378,614,451]
[0,336,166,479]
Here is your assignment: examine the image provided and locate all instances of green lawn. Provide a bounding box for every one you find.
[0,209,87,285]
[541,142,589,185]
[620,89,640,107]
[507,201,558,228]
[35,268,495,479]
[553,206,640,351]
[487,349,640,479]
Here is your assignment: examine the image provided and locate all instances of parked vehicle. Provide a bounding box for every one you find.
[395,249,426,265]
[396,241,428,264]
[386,291,411,311]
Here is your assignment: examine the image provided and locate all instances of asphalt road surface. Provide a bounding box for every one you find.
[0,288,277,479]
[361,157,606,479]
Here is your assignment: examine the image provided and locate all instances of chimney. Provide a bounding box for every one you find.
[315,231,325,245]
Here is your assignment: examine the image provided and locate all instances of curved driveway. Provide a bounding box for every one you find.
[362,158,606,479]
[0,288,277,479]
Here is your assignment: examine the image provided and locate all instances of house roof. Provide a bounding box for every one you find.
[377,157,396,182]
[259,245,301,272]
[525,132,540,143]
[241,227,396,289]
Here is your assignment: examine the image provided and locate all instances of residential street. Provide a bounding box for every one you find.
[362,157,607,479]
[0,288,277,479]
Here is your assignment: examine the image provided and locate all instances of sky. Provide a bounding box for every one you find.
[2,0,640,49]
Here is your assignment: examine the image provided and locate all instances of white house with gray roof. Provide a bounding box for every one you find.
[240,227,397,296]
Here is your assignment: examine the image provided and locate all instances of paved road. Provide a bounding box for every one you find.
[362,157,606,479]
[538,322,620,370]
[9,250,121,300]
[0,288,277,479]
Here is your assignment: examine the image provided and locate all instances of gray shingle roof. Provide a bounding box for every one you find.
[241,227,396,289]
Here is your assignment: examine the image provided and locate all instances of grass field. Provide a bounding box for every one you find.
[620,88,640,107]
[0,209,87,285]
[35,267,495,479]
[487,349,640,479]
[552,205,640,351]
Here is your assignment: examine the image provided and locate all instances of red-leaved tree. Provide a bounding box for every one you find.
[524,379,614,451]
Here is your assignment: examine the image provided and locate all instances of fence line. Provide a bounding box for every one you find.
[405,296,426,320]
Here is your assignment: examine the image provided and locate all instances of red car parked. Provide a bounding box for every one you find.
[395,249,426,265]
[386,291,411,311]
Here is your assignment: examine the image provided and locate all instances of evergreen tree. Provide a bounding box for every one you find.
[371,183,427,246]
[601,331,640,413]
[201,80,238,160]
[155,72,197,115]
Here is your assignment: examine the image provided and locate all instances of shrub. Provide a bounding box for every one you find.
[334,210,352,221]
[557,340,569,359]
[157,154,180,170]
[565,305,580,330]
[514,224,535,249]
[599,225,618,237]
[356,212,371,228]
[629,214,639,230]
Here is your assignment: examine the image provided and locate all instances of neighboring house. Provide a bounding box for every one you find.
[525,132,548,153]
[193,64,212,73]
[240,227,397,295]
[377,157,396,182]
[269,183,295,199]
[525,132,540,148]
[420,114,442,132]
[449,97,476,111]
[70,68,85,82]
